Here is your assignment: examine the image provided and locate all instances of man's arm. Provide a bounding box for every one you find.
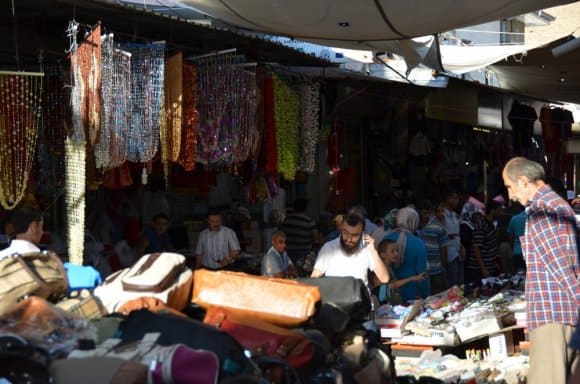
[534,213,580,300]
[310,268,324,278]
[222,229,241,266]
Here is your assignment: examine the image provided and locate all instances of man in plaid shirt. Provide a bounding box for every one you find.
[503,157,579,383]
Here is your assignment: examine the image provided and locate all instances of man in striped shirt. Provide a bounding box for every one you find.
[280,198,319,270]
[503,157,579,384]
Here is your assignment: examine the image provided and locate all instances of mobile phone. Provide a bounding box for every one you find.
[360,236,366,250]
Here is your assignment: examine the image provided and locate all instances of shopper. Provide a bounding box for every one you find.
[371,238,426,305]
[442,190,462,286]
[502,157,579,384]
[465,200,501,283]
[383,207,429,302]
[419,200,449,294]
[506,203,526,272]
[311,210,389,287]
[280,198,319,266]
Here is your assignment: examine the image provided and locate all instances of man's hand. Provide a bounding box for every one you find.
[363,233,373,249]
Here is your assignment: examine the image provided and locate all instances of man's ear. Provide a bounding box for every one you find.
[516,175,529,187]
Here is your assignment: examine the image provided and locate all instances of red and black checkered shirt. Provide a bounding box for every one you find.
[522,185,580,331]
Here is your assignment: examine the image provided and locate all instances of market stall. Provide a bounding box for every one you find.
[375,273,528,383]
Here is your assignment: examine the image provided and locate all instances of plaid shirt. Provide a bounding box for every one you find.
[523,185,580,331]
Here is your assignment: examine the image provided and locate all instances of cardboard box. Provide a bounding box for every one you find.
[454,316,502,342]
[375,300,423,339]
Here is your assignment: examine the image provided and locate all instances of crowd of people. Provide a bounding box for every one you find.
[0,156,578,383]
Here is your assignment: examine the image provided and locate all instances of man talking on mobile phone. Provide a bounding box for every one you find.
[311,209,390,288]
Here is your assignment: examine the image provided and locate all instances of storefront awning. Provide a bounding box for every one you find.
[178,0,576,43]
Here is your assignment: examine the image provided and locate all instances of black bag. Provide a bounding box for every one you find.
[298,277,372,323]
[0,334,52,384]
[116,309,260,380]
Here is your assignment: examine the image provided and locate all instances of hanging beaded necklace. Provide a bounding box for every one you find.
[177,62,199,171]
[0,71,43,210]
[65,137,86,265]
[35,63,66,200]
[233,65,259,165]
[297,81,320,173]
[163,51,183,168]
[273,74,299,181]
[96,34,131,168]
[120,41,165,163]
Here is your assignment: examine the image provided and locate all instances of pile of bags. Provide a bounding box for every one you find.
[0,251,396,383]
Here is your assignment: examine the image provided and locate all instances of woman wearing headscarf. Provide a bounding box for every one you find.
[371,208,399,250]
[384,207,429,302]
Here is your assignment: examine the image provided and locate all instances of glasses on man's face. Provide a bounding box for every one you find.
[341,229,362,242]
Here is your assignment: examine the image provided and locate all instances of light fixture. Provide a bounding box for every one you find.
[338,21,350,27]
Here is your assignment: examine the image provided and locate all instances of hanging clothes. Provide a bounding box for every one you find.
[508,101,537,155]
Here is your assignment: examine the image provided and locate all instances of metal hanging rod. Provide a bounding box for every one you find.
[0,70,44,76]
[187,48,237,60]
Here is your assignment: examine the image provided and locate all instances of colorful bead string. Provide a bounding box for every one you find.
[0,72,43,210]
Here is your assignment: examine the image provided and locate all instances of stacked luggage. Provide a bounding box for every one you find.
[0,251,395,383]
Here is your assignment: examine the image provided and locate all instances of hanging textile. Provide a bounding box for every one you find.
[121,41,165,163]
[258,73,277,175]
[297,81,320,174]
[273,74,299,181]
[35,64,66,200]
[70,24,102,144]
[65,137,86,265]
[508,101,537,156]
[177,63,199,171]
[0,72,43,210]
[96,34,131,168]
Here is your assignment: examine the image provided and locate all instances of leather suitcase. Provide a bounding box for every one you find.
[204,307,314,371]
[192,269,321,327]
[94,253,193,314]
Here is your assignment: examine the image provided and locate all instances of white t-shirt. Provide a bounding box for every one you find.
[313,238,376,286]
[0,239,41,260]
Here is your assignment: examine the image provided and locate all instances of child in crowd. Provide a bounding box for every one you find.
[371,238,426,305]
[261,230,298,278]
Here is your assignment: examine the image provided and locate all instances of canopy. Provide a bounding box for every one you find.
[180,0,576,45]
[490,36,580,105]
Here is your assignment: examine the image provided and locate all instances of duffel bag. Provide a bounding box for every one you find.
[192,269,320,327]
[116,309,260,381]
[93,252,193,313]
[0,251,68,316]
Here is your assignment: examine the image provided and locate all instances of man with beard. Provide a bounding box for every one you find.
[310,210,390,287]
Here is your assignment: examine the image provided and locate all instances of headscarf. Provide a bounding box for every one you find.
[459,202,483,230]
[383,208,399,231]
[393,207,419,266]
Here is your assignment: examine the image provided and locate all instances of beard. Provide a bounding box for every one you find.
[340,236,361,255]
